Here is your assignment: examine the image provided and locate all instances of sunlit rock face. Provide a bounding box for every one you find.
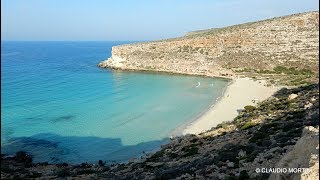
[99,11,319,81]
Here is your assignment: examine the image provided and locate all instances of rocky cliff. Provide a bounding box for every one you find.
[98,11,319,86]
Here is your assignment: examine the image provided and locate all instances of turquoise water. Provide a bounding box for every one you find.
[1,41,229,164]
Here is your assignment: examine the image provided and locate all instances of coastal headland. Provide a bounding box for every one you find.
[98,11,318,86]
[2,11,319,179]
[98,11,318,135]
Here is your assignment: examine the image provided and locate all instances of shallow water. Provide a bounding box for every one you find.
[1,41,229,164]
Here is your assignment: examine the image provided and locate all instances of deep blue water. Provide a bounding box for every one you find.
[1,41,229,164]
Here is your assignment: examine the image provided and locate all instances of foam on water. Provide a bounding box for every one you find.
[1,41,229,164]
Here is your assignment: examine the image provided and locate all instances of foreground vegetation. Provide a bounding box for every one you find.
[233,65,317,86]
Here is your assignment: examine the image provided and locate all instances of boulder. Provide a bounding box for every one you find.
[288,94,298,101]
[238,150,246,158]
[304,103,313,109]
[227,162,235,168]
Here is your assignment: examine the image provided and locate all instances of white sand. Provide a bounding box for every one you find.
[182,77,280,135]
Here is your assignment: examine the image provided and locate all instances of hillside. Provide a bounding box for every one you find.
[98,11,319,86]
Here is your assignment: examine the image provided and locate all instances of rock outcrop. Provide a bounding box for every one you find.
[269,126,319,180]
[98,11,319,86]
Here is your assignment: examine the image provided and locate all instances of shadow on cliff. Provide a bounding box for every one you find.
[1,133,169,165]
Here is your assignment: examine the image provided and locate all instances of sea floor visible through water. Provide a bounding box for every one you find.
[1,41,229,164]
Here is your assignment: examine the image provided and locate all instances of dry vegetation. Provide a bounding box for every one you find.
[99,11,319,86]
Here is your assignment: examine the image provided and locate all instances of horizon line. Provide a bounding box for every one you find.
[1,40,149,42]
[2,10,318,42]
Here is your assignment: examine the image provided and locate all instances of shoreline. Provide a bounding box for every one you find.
[182,77,281,135]
[100,65,282,136]
[169,79,232,137]
[98,61,234,81]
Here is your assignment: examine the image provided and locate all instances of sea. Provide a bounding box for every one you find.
[1,41,229,164]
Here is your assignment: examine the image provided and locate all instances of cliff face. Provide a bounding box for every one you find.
[98,11,319,85]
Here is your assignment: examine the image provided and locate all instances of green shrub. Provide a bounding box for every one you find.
[56,169,70,177]
[217,122,229,129]
[239,170,250,180]
[182,45,190,52]
[216,144,249,164]
[273,66,288,73]
[183,144,199,157]
[273,66,314,75]
[76,169,96,175]
[240,122,257,130]
[249,131,269,143]
[147,149,165,161]
[225,175,237,180]
[244,105,256,112]
[29,172,42,178]
[257,69,273,74]
[300,69,314,75]
[168,153,179,158]
[245,150,259,162]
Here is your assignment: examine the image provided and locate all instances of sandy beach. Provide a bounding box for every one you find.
[182,77,280,135]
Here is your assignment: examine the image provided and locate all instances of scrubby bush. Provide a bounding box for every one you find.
[29,172,42,178]
[300,68,313,75]
[182,144,199,157]
[239,170,250,180]
[147,149,165,161]
[249,131,269,143]
[184,146,199,157]
[56,169,70,177]
[240,122,257,130]
[273,66,288,74]
[273,66,314,75]
[216,122,229,129]
[76,169,96,175]
[168,152,179,158]
[244,105,256,112]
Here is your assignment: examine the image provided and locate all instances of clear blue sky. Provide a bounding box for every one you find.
[1,0,319,41]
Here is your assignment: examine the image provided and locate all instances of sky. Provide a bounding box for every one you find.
[1,0,319,41]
